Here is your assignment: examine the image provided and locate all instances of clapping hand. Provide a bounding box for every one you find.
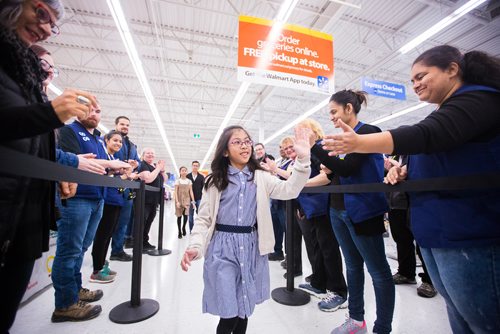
[384,165,408,185]
[293,126,312,159]
[322,119,359,156]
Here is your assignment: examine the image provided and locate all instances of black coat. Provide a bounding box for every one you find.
[0,64,63,264]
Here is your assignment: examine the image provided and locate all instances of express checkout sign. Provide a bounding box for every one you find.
[362,78,406,100]
[237,15,334,94]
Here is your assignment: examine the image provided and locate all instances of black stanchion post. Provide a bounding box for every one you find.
[109,181,160,323]
[271,200,310,306]
[149,187,172,256]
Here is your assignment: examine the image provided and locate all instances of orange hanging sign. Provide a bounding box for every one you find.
[238,15,334,94]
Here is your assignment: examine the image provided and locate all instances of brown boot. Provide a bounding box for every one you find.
[78,288,103,302]
[51,301,102,322]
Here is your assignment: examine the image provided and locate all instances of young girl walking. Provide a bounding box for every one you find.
[175,166,195,238]
[181,125,311,334]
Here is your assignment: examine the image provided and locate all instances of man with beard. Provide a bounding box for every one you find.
[110,116,141,261]
[51,105,130,322]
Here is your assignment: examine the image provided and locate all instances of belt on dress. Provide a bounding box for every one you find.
[215,223,257,233]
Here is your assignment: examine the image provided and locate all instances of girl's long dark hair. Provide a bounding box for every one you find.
[205,125,263,191]
[413,45,500,90]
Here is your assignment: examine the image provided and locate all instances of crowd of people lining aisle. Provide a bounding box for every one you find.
[1,1,499,334]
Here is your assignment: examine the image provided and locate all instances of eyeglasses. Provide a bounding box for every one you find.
[35,4,60,35]
[40,58,59,77]
[229,139,253,147]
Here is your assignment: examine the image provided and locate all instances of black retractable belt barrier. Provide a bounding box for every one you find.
[110,181,160,323]
[148,187,172,256]
[0,146,161,324]
[271,200,310,306]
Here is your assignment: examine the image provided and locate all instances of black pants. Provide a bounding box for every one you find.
[309,214,347,297]
[0,259,35,334]
[388,209,416,279]
[143,203,158,243]
[416,244,433,284]
[177,215,187,234]
[295,214,315,273]
[216,317,248,334]
[92,204,121,271]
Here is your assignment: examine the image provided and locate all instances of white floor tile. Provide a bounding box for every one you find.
[11,201,451,334]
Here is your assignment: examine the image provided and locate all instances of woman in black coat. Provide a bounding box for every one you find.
[0,1,97,331]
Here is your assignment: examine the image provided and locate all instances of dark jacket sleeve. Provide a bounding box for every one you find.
[312,124,380,177]
[58,126,81,154]
[0,103,64,141]
[390,91,500,154]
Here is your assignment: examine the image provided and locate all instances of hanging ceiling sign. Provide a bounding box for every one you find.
[361,78,406,100]
[238,15,334,94]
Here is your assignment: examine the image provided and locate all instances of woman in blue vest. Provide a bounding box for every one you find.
[90,130,137,284]
[323,45,500,333]
[307,89,393,334]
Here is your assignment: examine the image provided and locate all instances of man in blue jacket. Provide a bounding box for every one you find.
[51,106,130,322]
[110,116,141,261]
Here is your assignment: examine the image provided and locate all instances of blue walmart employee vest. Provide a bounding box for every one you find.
[408,85,500,248]
[68,121,107,200]
[341,122,389,223]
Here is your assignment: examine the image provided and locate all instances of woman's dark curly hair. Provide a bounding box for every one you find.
[204,125,263,191]
[0,27,46,102]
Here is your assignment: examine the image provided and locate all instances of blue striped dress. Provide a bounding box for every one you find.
[202,165,270,318]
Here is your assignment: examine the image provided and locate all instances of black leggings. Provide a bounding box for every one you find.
[216,317,248,334]
[92,204,121,272]
[177,215,187,235]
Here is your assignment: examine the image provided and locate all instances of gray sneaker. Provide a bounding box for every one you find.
[331,316,367,334]
[318,290,347,312]
[298,283,326,298]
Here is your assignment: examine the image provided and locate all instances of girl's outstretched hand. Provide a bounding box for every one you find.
[293,126,312,159]
[322,119,359,156]
[181,248,199,271]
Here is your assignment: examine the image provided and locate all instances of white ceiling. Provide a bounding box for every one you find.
[43,0,500,172]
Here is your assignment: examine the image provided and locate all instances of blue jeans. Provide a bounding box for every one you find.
[52,198,104,309]
[188,199,201,232]
[270,200,286,255]
[420,246,500,334]
[330,208,394,334]
[111,194,134,255]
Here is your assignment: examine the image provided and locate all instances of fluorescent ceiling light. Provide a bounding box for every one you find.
[399,0,487,54]
[371,102,429,125]
[48,83,110,133]
[200,0,299,169]
[263,97,330,145]
[107,0,179,173]
[328,0,361,10]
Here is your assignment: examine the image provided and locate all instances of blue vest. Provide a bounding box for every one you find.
[297,141,329,219]
[68,121,107,200]
[408,85,500,248]
[341,122,389,223]
[103,154,126,206]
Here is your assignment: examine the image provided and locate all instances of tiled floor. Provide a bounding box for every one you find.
[11,201,451,333]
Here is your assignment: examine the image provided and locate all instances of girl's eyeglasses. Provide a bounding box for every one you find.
[35,4,60,35]
[229,139,253,147]
[40,58,60,78]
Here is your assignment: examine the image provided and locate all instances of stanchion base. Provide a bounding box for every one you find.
[271,287,310,306]
[148,249,172,256]
[109,299,159,324]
